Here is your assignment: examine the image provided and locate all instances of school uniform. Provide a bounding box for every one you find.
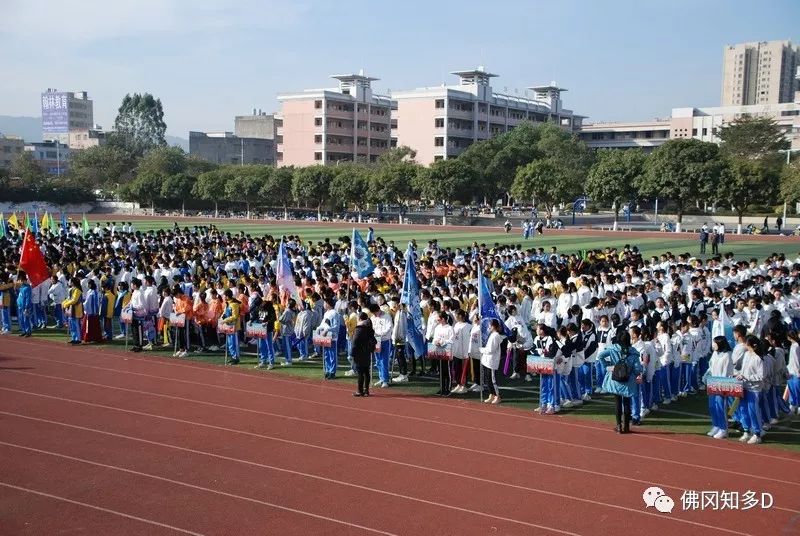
[62,287,84,343]
[451,320,471,390]
[534,334,559,412]
[704,350,734,436]
[371,310,393,385]
[579,328,598,398]
[16,283,33,336]
[739,351,764,441]
[656,332,675,402]
[220,298,241,363]
[318,309,341,377]
[787,342,800,413]
[432,322,455,394]
[480,331,502,398]
[594,327,614,393]
[0,281,13,333]
[279,308,296,364]
[48,281,67,328]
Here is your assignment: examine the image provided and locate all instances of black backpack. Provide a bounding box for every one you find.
[611,352,631,383]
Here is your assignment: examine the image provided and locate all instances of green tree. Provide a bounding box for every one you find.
[225,165,268,218]
[68,144,136,190]
[160,173,196,215]
[137,146,187,177]
[112,93,168,156]
[259,166,293,219]
[121,172,163,213]
[292,165,335,220]
[10,151,46,185]
[719,157,774,225]
[510,159,561,215]
[193,170,227,217]
[413,158,477,223]
[585,149,646,222]
[638,139,724,224]
[717,115,789,160]
[330,163,371,211]
[779,158,800,208]
[370,146,420,206]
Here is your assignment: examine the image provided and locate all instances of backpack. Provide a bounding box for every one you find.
[611,351,631,383]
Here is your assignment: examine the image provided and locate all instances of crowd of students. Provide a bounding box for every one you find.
[1,220,799,443]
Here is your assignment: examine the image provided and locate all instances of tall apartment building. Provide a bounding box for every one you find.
[277,72,393,166]
[24,140,70,175]
[392,67,585,165]
[721,40,800,106]
[40,89,94,146]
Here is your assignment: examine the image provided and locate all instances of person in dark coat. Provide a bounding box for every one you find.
[351,312,376,397]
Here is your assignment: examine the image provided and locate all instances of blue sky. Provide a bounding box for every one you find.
[1,0,798,138]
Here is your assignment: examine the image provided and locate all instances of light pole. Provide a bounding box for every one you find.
[780,149,797,229]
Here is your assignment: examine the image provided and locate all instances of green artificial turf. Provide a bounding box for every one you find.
[105,219,798,260]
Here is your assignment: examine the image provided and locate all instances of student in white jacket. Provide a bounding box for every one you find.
[703,336,734,439]
[655,321,676,403]
[432,314,455,395]
[480,319,503,404]
[737,335,765,444]
[47,275,67,329]
[467,317,483,392]
[450,310,472,394]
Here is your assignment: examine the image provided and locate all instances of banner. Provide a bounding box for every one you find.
[169,313,186,328]
[526,355,554,375]
[477,268,511,345]
[312,334,332,348]
[351,228,375,279]
[120,309,133,325]
[217,320,236,335]
[399,244,426,357]
[276,240,300,302]
[245,322,268,339]
[706,376,744,398]
[427,342,453,361]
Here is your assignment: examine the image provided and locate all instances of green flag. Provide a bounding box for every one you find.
[25,212,31,230]
[82,214,90,237]
[0,213,5,238]
[50,213,59,235]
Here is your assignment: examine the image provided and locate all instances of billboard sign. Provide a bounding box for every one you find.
[41,92,69,133]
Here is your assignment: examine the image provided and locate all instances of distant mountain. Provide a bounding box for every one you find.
[0,115,189,150]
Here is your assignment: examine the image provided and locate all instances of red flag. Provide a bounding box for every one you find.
[19,229,50,287]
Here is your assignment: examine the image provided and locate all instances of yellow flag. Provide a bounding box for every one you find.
[7,213,19,230]
[41,212,50,230]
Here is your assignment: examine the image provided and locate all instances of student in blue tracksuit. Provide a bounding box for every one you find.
[579,319,598,399]
[597,330,643,434]
[318,298,341,379]
[15,272,33,337]
[533,324,558,413]
[703,336,734,439]
[369,303,393,388]
[220,290,241,364]
[0,272,15,334]
[737,335,765,444]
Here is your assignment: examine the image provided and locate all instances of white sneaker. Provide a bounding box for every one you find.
[209,345,219,352]
[747,434,762,445]
[739,432,751,443]
[469,384,482,392]
[491,396,501,405]
[373,380,383,387]
[178,350,188,358]
[344,369,356,377]
[562,400,574,408]
[267,364,274,370]
[281,362,292,367]
[581,394,592,402]
[380,382,389,388]
[453,384,465,393]
[769,418,778,425]
[142,343,153,351]
[392,375,408,384]
[762,423,771,431]
[662,399,671,405]
[172,351,180,357]
[707,427,720,437]
[572,399,583,406]
[114,334,125,340]
[650,404,658,411]
[534,406,543,413]
[790,405,797,414]
[524,374,533,382]
[509,373,520,380]
[641,408,650,417]
[671,396,678,402]
[713,430,728,439]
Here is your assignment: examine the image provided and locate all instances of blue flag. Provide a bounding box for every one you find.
[276,240,299,302]
[32,211,40,235]
[61,212,67,232]
[478,268,511,345]
[400,245,426,357]
[351,229,374,279]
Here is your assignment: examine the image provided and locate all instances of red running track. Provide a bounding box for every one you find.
[0,337,799,536]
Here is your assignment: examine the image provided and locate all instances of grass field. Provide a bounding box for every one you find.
[114,218,800,260]
[53,219,798,450]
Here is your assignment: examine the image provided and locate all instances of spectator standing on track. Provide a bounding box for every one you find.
[351,312,375,397]
[597,330,643,434]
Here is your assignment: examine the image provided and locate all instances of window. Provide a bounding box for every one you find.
[433,155,444,161]
[314,152,322,161]
[435,99,445,109]
[314,117,322,126]
[314,100,322,109]
[702,128,707,136]
[692,128,697,136]
[314,135,322,143]
[2,146,10,153]
[434,137,444,147]
[435,118,444,128]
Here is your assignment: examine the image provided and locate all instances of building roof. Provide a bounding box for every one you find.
[330,73,380,83]
[528,83,568,93]
[450,67,498,78]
